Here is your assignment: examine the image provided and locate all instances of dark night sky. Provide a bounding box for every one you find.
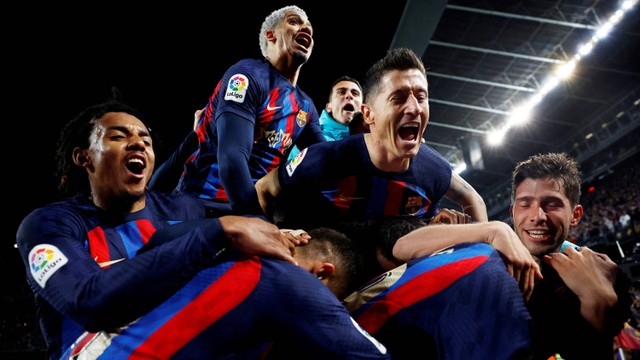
[5,2,406,292]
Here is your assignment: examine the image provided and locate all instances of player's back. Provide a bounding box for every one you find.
[66,251,389,359]
[346,242,532,360]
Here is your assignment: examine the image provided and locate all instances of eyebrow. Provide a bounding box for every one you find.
[336,86,360,93]
[286,13,311,27]
[515,194,564,203]
[108,125,151,137]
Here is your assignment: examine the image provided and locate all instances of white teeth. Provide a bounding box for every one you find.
[126,158,145,174]
[527,230,548,239]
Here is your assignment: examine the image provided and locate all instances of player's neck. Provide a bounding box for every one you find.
[364,134,411,173]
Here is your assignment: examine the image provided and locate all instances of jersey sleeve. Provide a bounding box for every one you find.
[16,206,229,331]
[214,61,264,124]
[216,111,264,215]
[422,144,453,197]
[279,139,348,190]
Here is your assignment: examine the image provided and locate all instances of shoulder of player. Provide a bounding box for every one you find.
[224,58,270,82]
[20,202,72,226]
[24,195,93,221]
[145,191,207,218]
[301,135,360,161]
[16,197,89,250]
[415,143,451,166]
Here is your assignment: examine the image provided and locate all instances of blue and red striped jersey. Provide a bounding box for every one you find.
[16,192,222,359]
[278,134,452,224]
[344,242,532,360]
[177,58,322,203]
[60,250,390,359]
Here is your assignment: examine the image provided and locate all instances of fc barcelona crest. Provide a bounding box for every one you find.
[405,196,424,216]
[296,110,308,127]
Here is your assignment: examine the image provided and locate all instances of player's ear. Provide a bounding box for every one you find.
[265,30,276,44]
[72,148,92,168]
[325,102,332,113]
[317,263,335,281]
[570,205,584,226]
[361,104,375,125]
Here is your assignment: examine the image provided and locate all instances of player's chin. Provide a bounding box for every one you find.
[526,239,556,257]
[124,182,147,197]
[292,49,310,63]
[398,141,420,157]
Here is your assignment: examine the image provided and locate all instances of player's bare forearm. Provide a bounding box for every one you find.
[255,168,282,220]
[446,173,488,222]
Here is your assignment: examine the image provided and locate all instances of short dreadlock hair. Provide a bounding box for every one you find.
[54,87,151,196]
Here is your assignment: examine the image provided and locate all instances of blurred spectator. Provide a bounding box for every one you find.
[620,209,632,229]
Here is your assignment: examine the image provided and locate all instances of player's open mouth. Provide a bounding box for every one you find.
[398,124,420,141]
[295,33,312,50]
[126,158,146,175]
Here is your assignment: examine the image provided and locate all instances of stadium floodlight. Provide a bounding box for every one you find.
[487,0,637,146]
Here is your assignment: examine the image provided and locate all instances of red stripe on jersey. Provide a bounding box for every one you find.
[131,256,262,358]
[355,256,487,334]
[68,332,99,357]
[334,176,358,212]
[196,80,222,144]
[383,180,405,216]
[87,227,110,265]
[135,219,156,245]
[257,88,279,128]
[214,188,228,201]
[280,91,298,157]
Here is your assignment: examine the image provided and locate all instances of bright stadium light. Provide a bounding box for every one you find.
[488,0,636,144]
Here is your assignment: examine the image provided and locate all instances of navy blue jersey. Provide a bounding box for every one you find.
[526,261,632,360]
[59,250,389,360]
[278,134,452,224]
[15,192,227,359]
[344,242,532,360]
[176,58,322,204]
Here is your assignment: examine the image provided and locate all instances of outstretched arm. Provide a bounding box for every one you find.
[217,112,264,215]
[444,172,488,222]
[393,221,542,300]
[17,209,301,332]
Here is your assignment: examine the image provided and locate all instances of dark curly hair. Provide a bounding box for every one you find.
[511,152,582,207]
[54,87,151,196]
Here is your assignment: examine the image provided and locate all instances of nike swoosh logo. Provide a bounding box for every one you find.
[97,258,126,268]
[266,105,282,111]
